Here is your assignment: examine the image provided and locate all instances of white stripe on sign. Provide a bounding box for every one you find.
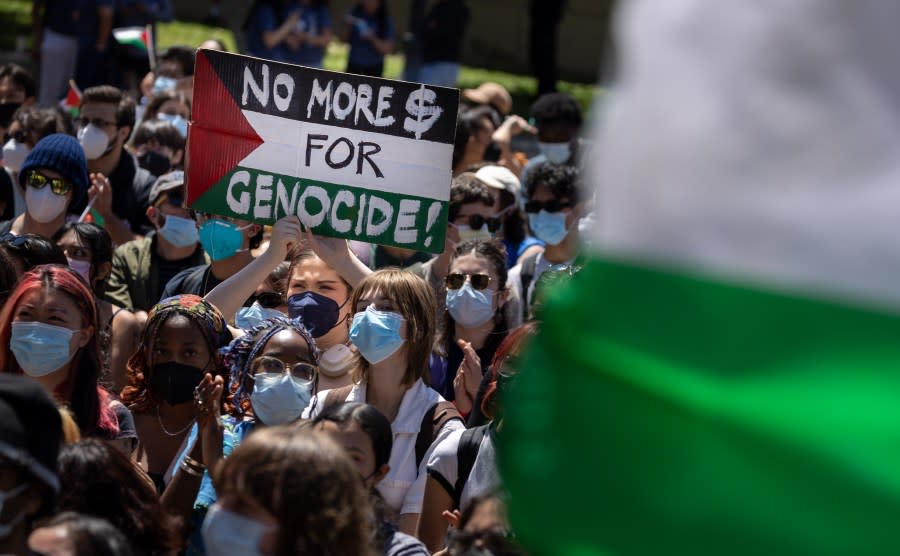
[241,111,452,202]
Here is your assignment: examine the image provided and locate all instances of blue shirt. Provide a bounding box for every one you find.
[245,4,289,62]
[346,8,393,68]
[290,4,331,67]
[504,235,544,268]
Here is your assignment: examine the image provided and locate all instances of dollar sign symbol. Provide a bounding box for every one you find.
[404,84,443,139]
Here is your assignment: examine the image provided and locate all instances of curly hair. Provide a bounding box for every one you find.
[221,315,318,417]
[525,162,581,204]
[57,440,179,556]
[122,295,231,413]
[212,426,375,556]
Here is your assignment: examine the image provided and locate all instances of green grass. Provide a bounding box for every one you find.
[2,0,598,115]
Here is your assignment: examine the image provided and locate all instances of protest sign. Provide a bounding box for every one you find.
[186,49,459,253]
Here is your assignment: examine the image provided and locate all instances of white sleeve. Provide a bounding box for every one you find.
[301,389,329,419]
[425,428,464,498]
[400,418,465,516]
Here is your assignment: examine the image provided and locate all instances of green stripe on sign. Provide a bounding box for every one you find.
[190,167,449,253]
[500,257,900,556]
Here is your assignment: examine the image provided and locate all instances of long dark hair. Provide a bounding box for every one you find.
[53,222,114,297]
[0,265,118,438]
[57,440,179,556]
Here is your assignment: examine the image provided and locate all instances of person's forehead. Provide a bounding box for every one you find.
[530,184,567,202]
[57,229,85,248]
[450,253,493,275]
[34,168,64,180]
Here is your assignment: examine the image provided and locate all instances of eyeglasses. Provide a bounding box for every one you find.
[524,199,571,214]
[2,130,26,144]
[251,356,316,381]
[75,116,116,129]
[446,272,493,291]
[452,214,502,233]
[25,170,72,196]
[251,291,283,309]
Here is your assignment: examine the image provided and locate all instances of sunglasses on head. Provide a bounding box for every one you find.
[445,272,493,291]
[252,291,284,309]
[524,199,571,214]
[251,356,316,381]
[26,170,72,196]
[0,233,28,249]
[454,213,502,233]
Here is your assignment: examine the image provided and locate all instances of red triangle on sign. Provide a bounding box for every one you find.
[186,50,264,206]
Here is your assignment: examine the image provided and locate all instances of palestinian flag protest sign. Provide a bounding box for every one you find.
[499,1,900,555]
[186,49,458,253]
[113,25,155,68]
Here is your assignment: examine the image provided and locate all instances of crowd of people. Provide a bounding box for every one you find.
[0,6,592,554]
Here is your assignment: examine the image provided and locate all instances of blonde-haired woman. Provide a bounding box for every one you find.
[304,268,464,535]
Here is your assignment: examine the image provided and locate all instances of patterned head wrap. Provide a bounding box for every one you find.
[147,295,232,354]
[221,315,318,416]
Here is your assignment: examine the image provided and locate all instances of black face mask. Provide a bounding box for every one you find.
[150,361,204,406]
[138,150,172,177]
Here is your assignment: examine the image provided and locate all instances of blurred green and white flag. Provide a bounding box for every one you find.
[500,1,900,555]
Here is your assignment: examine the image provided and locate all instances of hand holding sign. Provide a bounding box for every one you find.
[269,215,303,260]
[187,49,458,253]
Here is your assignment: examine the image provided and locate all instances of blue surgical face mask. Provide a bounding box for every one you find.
[10,321,78,377]
[153,76,177,95]
[529,209,570,246]
[538,141,572,164]
[287,291,345,338]
[157,113,188,137]
[250,372,312,425]
[202,503,270,556]
[234,302,283,330]
[446,282,495,328]
[159,214,199,248]
[349,306,406,364]
[199,219,246,261]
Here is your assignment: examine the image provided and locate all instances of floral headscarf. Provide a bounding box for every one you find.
[221,315,318,416]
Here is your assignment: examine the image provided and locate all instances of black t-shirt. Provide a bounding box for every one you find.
[160,264,222,301]
[157,256,190,299]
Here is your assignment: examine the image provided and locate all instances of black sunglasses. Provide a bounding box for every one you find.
[26,170,72,196]
[445,272,493,291]
[524,199,572,214]
[456,213,502,233]
[252,291,284,309]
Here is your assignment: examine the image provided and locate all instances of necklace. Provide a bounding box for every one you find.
[156,406,194,437]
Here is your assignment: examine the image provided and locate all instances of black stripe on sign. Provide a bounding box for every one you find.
[202,49,459,145]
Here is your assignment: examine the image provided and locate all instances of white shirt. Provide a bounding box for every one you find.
[304,379,464,518]
[426,426,499,512]
[508,251,572,326]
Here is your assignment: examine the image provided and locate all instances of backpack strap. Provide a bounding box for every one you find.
[519,253,539,321]
[454,424,489,510]
[415,401,462,469]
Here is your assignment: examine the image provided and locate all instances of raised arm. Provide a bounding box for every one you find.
[204,216,302,321]
[303,227,372,287]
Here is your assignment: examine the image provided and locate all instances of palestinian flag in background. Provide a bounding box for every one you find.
[58,80,80,117]
[499,1,900,556]
[113,25,155,68]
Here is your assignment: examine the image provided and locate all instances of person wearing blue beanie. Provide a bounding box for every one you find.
[0,133,88,240]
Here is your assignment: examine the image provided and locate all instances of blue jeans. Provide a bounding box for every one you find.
[418,62,461,88]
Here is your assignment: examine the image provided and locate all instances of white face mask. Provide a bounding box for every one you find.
[2,139,30,172]
[77,124,110,160]
[539,141,572,164]
[452,223,493,244]
[25,184,68,223]
[318,343,356,377]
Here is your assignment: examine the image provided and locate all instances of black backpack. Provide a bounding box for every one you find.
[453,424,490,510]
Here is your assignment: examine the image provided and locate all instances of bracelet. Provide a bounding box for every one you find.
[183,456,206,470]
[180,461,204,477]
